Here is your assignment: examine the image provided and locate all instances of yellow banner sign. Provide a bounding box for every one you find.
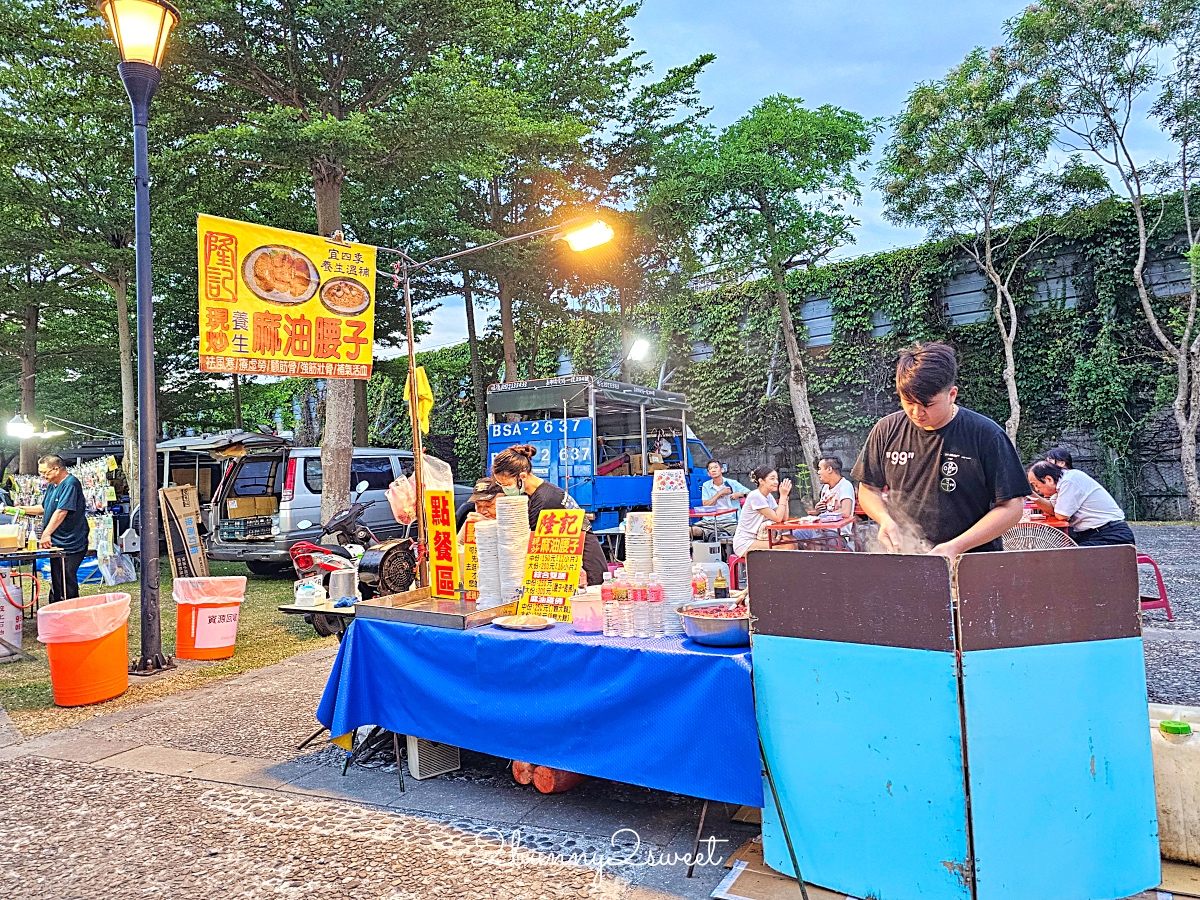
[517,509,585,621]
[425,490,459,599]
[462,520,479,602]
[197,214,376,379]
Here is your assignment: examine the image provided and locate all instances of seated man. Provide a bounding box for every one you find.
[1026,461,1135,546]
[800,456,857,549]
[691,459,749,540]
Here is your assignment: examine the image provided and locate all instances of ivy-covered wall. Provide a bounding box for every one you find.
[636,194,1195,519]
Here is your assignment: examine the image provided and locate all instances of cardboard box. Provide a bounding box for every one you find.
[160,484,210,579]
[255,496,278,516]
[226,497,257,519]
[171,467,213,501]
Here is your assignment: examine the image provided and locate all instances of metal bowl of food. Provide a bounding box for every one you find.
[678,602,750,647]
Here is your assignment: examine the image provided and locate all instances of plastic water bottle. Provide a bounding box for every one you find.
[602,572,617,637]
[632,574,649,638]
[615,572,633,638]
[646,574,664,638]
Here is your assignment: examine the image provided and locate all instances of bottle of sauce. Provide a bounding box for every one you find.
[692,565,708,602]
[714,570,730,600]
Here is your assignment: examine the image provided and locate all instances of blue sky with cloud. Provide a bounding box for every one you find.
[411,0,1173,353]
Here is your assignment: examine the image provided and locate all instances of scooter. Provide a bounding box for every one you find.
[291,480,417,637]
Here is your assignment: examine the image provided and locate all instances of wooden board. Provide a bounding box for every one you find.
[748,550,954,650]
[715,839,857,900]
[1162,860,1200,897]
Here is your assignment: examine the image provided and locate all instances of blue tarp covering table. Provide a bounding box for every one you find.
[316,617,763,807]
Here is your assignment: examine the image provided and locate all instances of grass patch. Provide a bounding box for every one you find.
[0,560,335,736]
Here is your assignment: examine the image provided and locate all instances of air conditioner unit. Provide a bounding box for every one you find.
[406,735,460,780]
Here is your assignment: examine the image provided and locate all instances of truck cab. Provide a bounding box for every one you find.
[485,376,713,530]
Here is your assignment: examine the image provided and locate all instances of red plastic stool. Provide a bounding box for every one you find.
[1137,553,1174,621]
[728,555,746,591]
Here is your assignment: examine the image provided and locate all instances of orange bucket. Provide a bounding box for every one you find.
[37,592,131,707]
[45,626,129,706]
[173,577,246,660]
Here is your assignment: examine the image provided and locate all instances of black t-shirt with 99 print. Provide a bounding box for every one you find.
[851,407,1029,552]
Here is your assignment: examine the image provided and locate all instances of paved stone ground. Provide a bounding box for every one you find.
[1133,525,1200,706]
[2,528,1197,899]
[0,646,755,900]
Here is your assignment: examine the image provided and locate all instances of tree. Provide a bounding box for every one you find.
[176,0,513,520]
[648,95,875,499]
[0,0,147,491]
[1010,0,1200,517]
[878,46,1107,443]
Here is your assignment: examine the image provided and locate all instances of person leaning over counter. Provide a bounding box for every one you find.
[20,455,90,603]
[490,444,608,587]
[1026,461,1136,547]
[852,342,1028,557]
[457,477,501,546]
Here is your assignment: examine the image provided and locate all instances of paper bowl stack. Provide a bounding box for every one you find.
[651,470,692,633]
[474,519,502,609]
[496,495,531,604]
[624,512,654,574]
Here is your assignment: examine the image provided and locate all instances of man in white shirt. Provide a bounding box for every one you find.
[1027,461,1135,546]
[691,459,750,539]
[805,456,857,548]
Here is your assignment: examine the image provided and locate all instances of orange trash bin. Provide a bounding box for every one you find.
[37,592,131,707]
[173,576,247,660]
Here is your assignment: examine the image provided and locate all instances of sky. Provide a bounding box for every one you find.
[409,0,1173,355]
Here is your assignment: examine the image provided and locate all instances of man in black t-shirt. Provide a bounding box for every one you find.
[851,343,1027,556]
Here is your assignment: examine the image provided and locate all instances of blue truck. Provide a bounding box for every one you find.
[485,376,715,530]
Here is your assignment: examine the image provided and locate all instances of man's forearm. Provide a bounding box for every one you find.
[42,509,68,537]
[944,499,1023,554]
[857,485,889,524]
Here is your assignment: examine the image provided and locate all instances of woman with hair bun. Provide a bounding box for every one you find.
[491,444,608,587]
[731,465,793,557]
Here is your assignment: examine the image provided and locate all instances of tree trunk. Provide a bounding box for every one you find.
[498,275,518,383]
[232,374,244,429]
[354,380,369,446]
[111,277,139,506]
[312,158,355,523]
[772,271,821,505]
[18,301,38,476]
[462,267,489,471]
[993,282,1021,445]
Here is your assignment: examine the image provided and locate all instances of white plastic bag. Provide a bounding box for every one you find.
[387,454,454,525]
[98,553,138,586]
[37,592,131,643]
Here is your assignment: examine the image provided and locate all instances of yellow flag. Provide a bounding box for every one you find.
[404,365,434,435]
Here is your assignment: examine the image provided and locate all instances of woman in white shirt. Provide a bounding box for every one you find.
[1027,461,1135,546]
[732,466,793,557]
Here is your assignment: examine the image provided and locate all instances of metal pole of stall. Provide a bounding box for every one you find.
[120,60,172,674]
[639,403,648,474]
[402,264,429,587]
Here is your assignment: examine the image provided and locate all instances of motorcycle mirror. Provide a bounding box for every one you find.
[355,480,369,494]
[297,520,313,530]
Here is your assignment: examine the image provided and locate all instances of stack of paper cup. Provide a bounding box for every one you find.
[474,519,502,608]
[651,470,692,633]
[496,495,531,604]
[624,512,654,574]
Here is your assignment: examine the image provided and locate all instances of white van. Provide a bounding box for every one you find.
[208,444,472,575]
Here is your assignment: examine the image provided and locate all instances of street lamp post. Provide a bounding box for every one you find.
[377,217,614,585]
[99,0,179,673]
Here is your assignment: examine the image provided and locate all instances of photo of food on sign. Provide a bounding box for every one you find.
[320,277,371,316]
[243,245,318,303]
[197,214,377,380]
